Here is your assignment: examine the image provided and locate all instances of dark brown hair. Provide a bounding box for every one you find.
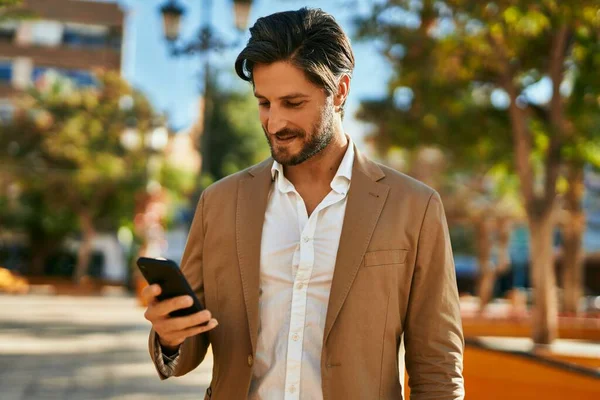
[235,8,355,118]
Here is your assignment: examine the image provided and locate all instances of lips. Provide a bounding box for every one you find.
[274,134,297,142]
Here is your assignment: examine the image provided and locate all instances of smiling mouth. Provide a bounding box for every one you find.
[274,135,297,143]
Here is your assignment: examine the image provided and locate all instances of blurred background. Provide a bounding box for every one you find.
[0,0,599,399]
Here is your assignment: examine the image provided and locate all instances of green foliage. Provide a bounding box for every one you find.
[10,71,153,225]
[564,24,600,167]
[356,0,600,204]
[0,71,165,270]
[0,185,78,242]
[0,0,36,22]
[160,162,196,197]
[0,0,21,7]
[355,2,514,174]
[158,161,198,228]
[200,73,270,185]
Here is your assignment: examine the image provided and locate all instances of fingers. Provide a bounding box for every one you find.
[185,318,219,335]
[154,295,194,318]
[160,310,213,333]
[142,288,218,349]
[141,284,161,305]
[167,318,219,345]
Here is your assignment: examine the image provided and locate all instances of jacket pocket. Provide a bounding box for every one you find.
[363,249,408,267]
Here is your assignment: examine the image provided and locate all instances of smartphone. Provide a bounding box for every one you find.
[136,257,205,318]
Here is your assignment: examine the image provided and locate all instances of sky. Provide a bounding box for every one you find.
[112,0,392,144]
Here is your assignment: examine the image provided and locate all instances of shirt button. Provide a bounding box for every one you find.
[289,385,296,393]
[303,236,310,243]
[292,333,299,341]
[247,354,254,367]
[296,282,304,289]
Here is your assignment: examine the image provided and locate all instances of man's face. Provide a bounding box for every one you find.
[253,61,336,166]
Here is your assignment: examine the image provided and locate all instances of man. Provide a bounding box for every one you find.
[143,7,464,400]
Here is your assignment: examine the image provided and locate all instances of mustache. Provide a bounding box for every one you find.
[262,126,305,138]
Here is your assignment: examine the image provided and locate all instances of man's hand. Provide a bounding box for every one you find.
[142,284,218,352]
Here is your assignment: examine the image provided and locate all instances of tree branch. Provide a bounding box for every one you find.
[544,25,571,214]
[525,101,550,123]
[486,31,536,210]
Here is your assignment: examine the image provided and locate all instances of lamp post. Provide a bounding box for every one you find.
[159,0,253,170]
[160,0,253,43]
[160,0,185,42]
[158,0,253,105]
[233,0,253,31]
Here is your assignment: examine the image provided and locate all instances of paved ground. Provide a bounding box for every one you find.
[0,293,213,400]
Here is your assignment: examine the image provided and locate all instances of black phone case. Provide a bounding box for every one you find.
[136,257,205,317]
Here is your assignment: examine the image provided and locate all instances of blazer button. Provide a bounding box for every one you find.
[247,354,254,367]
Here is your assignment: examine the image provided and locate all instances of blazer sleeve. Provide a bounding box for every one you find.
[403,191,465,399]
[148,190,210,379]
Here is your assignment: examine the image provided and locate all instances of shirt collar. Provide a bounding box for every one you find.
[271,135,355,196]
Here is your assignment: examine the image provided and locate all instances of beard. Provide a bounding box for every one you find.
[263,101,336,166]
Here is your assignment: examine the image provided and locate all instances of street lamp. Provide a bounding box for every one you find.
[158,0,253,172]
[233,0,253,31]
[159,0,253,53]
[160,0,185,42]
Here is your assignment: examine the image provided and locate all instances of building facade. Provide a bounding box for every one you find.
[0,0,124,121]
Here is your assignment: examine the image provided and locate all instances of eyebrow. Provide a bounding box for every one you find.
[253,92,310,100]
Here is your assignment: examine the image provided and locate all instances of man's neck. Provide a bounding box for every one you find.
[283,130,349,189]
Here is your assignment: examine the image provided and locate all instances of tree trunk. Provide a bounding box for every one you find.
[27,239,59,276]
[528,214,559,344]
[496,217,512,276]
[28,247,49,276]
[561,166,585,315]
[476,216,512,312]
[495,25,566,346]
[73,210,95,284]
[475,217,495,312]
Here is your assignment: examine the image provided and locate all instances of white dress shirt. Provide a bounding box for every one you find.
[249,138,354,399]
[157,137,355,400]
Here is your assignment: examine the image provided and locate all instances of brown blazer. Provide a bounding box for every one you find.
[149,145,465,399]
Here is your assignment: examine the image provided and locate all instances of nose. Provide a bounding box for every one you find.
[266,108,286,135]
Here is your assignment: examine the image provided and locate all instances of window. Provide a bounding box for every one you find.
[107,27,123,51]
[30,20,64,47]
[62,22,111,48]
[0,61,12,83]
[32,67,97,87]
[0,21,17,43]
[64,69,96,86]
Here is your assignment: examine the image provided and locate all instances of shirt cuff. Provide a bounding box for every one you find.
[154,336,181,377]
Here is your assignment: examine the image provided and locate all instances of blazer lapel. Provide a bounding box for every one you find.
[236,159,273,353]
[323,146,389,344]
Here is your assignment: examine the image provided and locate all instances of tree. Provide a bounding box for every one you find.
[0,0,20,5]
[559,31,600,314]
[0,71,161,282]
[356,0,600,343]
[198,72,270,188]
[356,1,522,314]
[446,166,522,311]
[0,118,78,276]
[378,145,522,311]
[0,0,35,22]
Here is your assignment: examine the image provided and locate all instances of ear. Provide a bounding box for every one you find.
[333,74,350,109]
